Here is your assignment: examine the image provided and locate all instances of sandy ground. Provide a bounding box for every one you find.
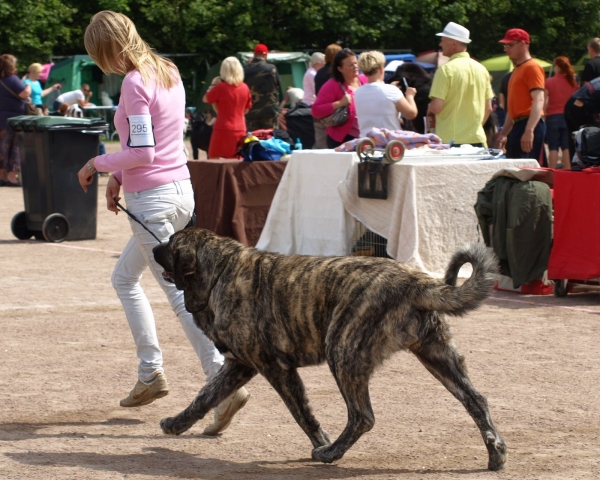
[1,144,600,479]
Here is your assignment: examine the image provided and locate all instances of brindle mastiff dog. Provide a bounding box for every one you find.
[153,229,507,470]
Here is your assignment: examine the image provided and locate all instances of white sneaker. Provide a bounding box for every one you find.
[203,387,250,435]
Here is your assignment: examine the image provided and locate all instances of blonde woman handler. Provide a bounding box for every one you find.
[77,11,249,435]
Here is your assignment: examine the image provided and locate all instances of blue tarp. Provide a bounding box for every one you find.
[384,54,416,63]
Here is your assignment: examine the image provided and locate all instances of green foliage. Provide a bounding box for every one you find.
[2,0,600,83]
[0,0,74,72]
[465,0,600,63]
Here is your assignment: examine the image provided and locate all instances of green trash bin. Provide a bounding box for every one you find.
[8,116,108,242]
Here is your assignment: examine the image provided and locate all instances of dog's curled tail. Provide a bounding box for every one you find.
[415,243,498,316]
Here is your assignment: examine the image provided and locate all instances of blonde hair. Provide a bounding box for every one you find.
[27,63,43,75]
[358,51,386,76]
[84,10,178,90]
[220,57,244,85]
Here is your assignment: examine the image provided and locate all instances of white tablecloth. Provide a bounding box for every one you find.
[257,150,539,277]
[338,156,539,276]
[256,150,358,255]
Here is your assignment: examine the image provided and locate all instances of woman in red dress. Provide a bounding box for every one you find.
[203,57,252,158]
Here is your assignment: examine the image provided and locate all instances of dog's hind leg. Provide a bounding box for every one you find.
[411,330,507,471]
[160,360,256,436]
[261,366,331,449]
[311,366,375,464]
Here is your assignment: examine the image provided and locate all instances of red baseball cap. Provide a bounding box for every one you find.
[498,29,530,44]
[254,43,269,55]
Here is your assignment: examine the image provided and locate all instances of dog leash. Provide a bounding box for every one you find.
[114,199,163,243]
[114,198,197,244]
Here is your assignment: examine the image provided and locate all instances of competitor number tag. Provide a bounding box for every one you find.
[127,115,156,147]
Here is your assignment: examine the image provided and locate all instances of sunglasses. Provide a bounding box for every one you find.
[503,42,520,49]
[335,48,354,58]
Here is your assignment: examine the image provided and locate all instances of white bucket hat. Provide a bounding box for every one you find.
[436,22,471,44]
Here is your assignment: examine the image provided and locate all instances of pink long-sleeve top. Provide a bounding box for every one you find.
[93,69,190,193]
[311,75,367,142]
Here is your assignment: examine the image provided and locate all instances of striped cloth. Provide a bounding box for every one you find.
[334,128,449,152]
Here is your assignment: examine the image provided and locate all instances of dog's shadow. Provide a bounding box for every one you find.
[1,419,490,477]
[5,446,489,478]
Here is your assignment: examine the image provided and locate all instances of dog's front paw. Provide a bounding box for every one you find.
[160,417,178,435]
[312,445,343,464]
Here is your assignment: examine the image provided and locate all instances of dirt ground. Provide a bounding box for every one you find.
[1,144,600,479]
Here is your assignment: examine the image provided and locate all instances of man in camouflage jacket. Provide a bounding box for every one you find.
[244,43,281,131]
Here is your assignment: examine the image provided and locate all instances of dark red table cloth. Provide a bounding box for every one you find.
[187,159,287,247]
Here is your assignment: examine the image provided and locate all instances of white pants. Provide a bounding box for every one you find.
[111,179,224,383]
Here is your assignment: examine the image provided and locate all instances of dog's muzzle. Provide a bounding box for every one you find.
[162,270,175,283]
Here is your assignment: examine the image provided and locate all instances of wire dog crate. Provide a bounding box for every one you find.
[349,221,391,258]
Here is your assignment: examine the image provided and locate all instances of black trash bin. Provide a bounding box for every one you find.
[8,116,108,242]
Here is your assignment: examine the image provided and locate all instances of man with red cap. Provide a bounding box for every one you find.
[243,43,281,131]
[496,29,546,165]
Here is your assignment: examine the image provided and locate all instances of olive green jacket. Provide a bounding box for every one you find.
[475,174,552,288]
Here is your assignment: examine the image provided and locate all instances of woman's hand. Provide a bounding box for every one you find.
[335,93,352,109]
[77,159,96,193]
[105,175,122,214]
[405,87,417,98]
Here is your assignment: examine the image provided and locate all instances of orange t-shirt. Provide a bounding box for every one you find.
[507,59,545,119]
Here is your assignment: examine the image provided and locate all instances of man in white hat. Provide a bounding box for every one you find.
[427,22,494,146]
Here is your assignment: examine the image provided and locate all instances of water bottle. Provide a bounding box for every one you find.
[295,138,303,150]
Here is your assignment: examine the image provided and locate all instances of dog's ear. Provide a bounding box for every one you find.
[172,243,197,291]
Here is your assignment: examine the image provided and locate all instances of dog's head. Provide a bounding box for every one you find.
[153,231,195,290]
[152,228,241,313]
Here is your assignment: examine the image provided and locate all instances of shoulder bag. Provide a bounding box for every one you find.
[319,82,349,127]
[0,78,41,116]
[575,126,600,167]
